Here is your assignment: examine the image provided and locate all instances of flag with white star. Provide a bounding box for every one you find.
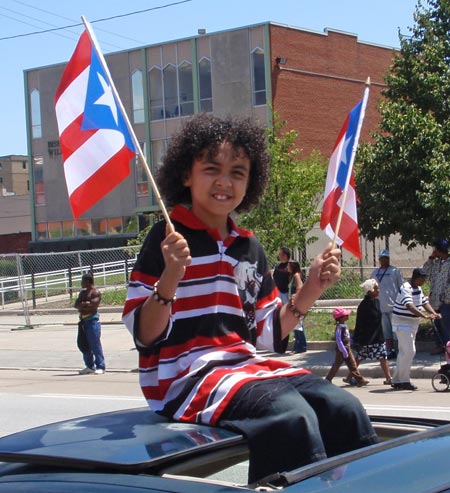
[320,94,368,259]
[55,27,136,218]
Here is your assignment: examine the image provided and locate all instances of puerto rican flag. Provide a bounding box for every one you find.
[55,27,136,218]
[320,92,368,259]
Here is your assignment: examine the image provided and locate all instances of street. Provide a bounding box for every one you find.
[1,368,450,438]
[0,369,145,437]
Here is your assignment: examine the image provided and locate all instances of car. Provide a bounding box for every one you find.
[0,407,449,492]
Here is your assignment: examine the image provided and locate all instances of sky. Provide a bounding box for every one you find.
[0,0,418,157]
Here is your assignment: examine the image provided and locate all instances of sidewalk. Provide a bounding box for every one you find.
[0,307,444,379]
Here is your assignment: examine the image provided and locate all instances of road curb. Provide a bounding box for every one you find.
[0,366,138,373]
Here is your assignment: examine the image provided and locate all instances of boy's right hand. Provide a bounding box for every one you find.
[161,226,192,281]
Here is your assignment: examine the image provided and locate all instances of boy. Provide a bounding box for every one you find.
[123,113,377,485]
[75,272,105,375]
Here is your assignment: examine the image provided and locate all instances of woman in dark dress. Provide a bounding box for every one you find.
[344,278,392,385]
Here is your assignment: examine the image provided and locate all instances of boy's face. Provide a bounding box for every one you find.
[184,141,250,227]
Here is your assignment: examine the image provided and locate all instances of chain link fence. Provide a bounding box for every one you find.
[0,245,140,311]
[0,244,426,314]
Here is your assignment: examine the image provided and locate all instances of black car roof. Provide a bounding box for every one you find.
[0,407,245,473]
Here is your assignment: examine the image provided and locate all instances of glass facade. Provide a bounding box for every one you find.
[252,48,266,106]
[30,89,42,139]
[33,156,45,206]
[199,57,213,112]
[131,70,145,124]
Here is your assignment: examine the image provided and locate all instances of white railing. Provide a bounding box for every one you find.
[0,258,136,309]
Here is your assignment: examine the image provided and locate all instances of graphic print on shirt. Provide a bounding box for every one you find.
[234,259,261,341]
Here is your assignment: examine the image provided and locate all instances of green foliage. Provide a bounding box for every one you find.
[0,258,17,277]
[303,311,337,341]
[319,270,364,299]
[102,287,127,306]
[126,213,161,251]
[356,0,450,248]
[239,113,327,255]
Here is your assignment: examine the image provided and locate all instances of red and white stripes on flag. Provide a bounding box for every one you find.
[55,27,136,218]
[320,86,369,258]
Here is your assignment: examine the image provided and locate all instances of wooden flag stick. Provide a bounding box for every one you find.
[81,16,175,233]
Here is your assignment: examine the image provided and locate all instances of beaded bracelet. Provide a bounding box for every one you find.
[152,280,176,306]
[287,296,308,319]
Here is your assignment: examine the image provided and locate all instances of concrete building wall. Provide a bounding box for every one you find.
[210,29,253,116]
[0,155,29,196]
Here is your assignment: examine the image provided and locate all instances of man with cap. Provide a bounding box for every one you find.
[391,268,441,390]
[423,239,450,352]
[371,249,404,359]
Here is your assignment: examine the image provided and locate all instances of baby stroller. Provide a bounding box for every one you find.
[431,333,450,392]
[432,362,450,392]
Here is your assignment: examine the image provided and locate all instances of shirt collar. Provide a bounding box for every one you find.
[170,205,254,239]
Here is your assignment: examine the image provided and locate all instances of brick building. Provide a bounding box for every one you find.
[24,22,396,254]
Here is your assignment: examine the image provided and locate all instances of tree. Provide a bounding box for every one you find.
[239,114,326,256]
[356,0,450,247]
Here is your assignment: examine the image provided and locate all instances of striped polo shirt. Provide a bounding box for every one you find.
[122,205,309,425]
[392,281,428,330]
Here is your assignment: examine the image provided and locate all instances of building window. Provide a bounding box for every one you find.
[151,139,168,170]
[92,218,107,235]
[108,217,123,234]
[48,222,62,239]
[30,89,42,139]
[163,64,178,119]
[123,216,138,234]
[22,161,27,169]
[178,61,194,116]
[149,66,164,120]
[0,177,3,184]
[135,147,149,197]
[251,48,266,106]
[199,57,213,113]
[33,156,45,205]
[138,214,151,232]
[36,222,48,240]
[62,220,74,237]
[132,70,145,124]
[47,140,61,157]
[75,219,91,236]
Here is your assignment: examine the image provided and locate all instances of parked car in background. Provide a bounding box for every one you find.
[0,407,449,492]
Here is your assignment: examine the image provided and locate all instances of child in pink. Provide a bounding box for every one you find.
[326,308,369,387]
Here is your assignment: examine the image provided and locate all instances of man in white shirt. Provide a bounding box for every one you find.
[371,249,404,359]
[391,268,440,390]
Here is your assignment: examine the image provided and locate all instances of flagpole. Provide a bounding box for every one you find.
[331,77,370,250]
[81,16,175,233]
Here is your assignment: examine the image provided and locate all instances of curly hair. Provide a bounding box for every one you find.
[155,113,270,212]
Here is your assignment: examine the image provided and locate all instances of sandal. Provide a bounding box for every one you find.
[383,378,392,385]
